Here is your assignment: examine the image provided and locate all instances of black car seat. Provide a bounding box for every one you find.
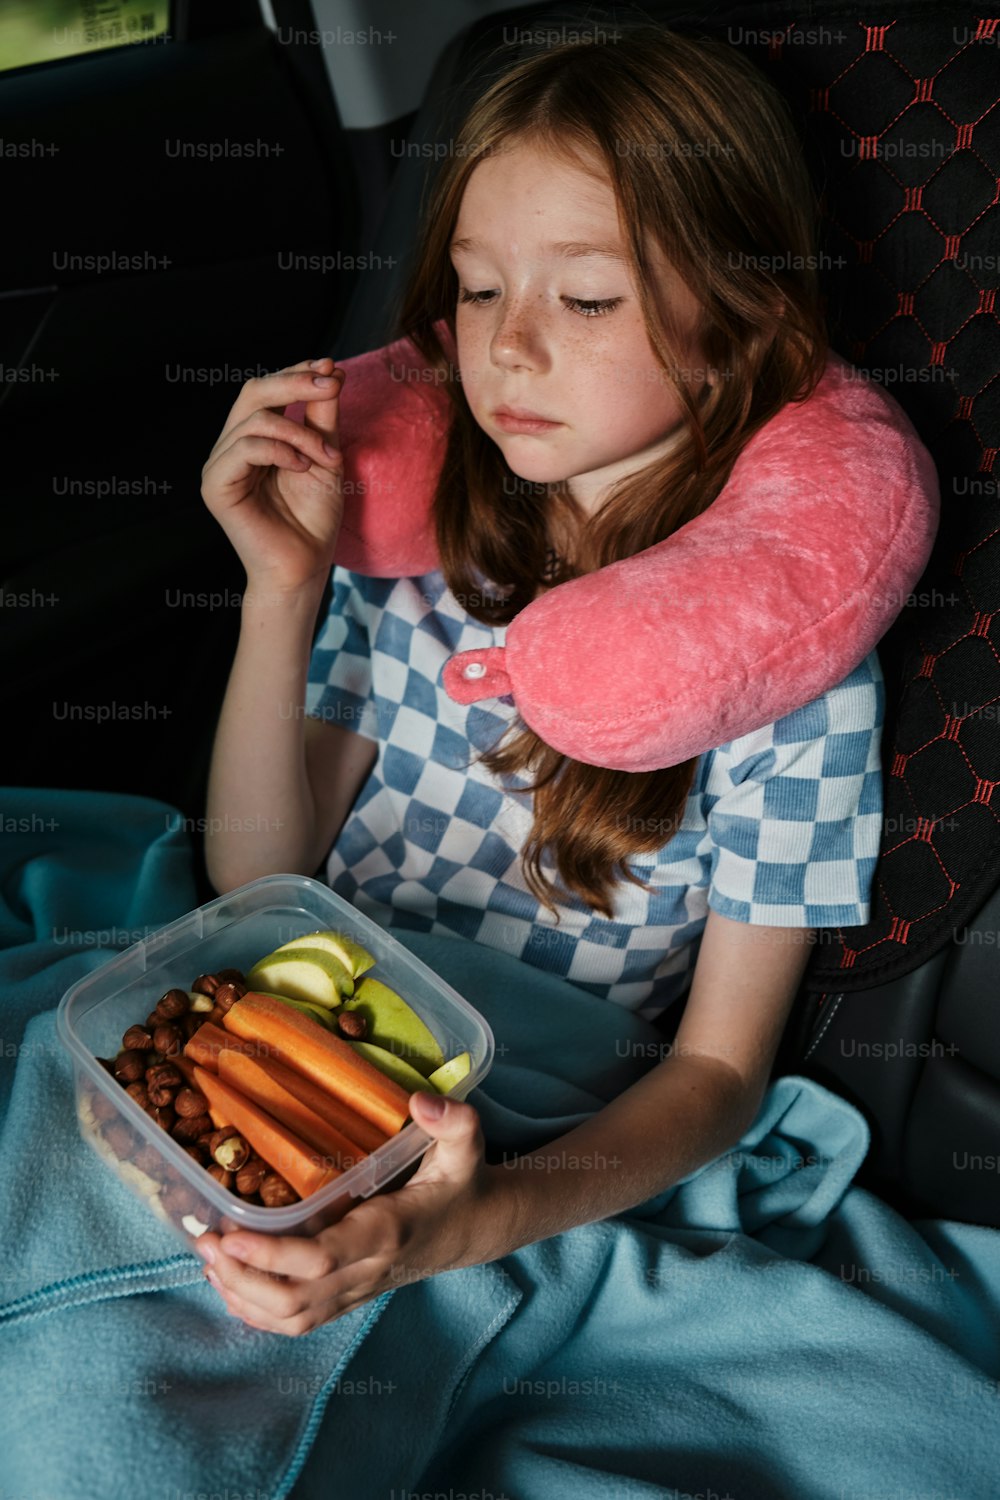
[327,0,1000,1227]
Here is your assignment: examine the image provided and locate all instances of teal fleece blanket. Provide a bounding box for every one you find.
[2,789,999,1500]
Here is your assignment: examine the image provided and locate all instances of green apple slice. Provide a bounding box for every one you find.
[273,929,375,979]
[343,978,445,1076]
[246,947,354,1007]
[254,992,335,1031]
[428,1051,471,1094]
[348,1040,437,1094]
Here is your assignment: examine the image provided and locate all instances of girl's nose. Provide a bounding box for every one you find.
[490,300,546,370]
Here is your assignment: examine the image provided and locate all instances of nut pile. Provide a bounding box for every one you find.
[93,969,300,1209]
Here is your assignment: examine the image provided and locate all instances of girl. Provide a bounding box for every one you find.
[195,27,883,1337]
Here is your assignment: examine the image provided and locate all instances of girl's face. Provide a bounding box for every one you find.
[450,137,713,514]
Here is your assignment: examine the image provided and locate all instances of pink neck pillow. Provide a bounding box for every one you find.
[286,327,939,772]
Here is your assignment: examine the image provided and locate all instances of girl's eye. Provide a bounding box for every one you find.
[565,297,622,318]
[457,288,622,318]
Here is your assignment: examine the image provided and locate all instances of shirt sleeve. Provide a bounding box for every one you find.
[705,648,884,927]
[305,566,381,743]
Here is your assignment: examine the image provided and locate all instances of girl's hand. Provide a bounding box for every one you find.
[200,356,347,594]
[195,1092,519,1337]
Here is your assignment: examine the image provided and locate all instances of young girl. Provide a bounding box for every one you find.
[194,27,883,1337]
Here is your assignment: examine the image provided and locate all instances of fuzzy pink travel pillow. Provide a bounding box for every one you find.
[286,327,939,771]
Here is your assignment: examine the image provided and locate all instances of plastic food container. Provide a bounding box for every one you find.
[57,873,495,1248]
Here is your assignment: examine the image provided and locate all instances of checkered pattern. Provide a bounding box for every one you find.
[305,566,884,1022]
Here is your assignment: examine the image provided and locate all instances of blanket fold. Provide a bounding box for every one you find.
[1,788,998,1500]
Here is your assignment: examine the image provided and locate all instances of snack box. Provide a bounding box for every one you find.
[57,873,495,1247]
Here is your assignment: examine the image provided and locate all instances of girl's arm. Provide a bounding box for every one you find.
[197,357,348,893]
[205,587,380,892]
[196,908,814,1334]
[203,580,330,892]
[495,907,816,1245]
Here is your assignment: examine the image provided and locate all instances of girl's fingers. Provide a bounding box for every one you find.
[211,1271,376,1336]
[208,408,340,475]
[203,435,312,499]
[212,1249,311,1321]
[212,1205,400,1306]
[219,1228,337,1281]
[302,364,344,444]
[215,361,344,446]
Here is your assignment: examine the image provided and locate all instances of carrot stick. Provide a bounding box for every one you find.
[183,1022,264,1071]
[193,1065,341,1199]
[223,992,412,1135]
[253,1054,390,1156]
[185,1020,389,1146]
[218,1049,370,1170]
[184,1019,385,1152]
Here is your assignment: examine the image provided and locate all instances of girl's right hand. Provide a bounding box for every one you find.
[200,356,347,593]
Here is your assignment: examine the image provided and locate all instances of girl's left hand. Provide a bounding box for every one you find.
[194,1091,515,1336]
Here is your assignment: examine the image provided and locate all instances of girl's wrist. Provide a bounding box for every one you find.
[239,570,329,614]
[473,1161,535,1261]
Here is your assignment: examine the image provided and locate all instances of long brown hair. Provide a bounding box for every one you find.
[392,25,829,921]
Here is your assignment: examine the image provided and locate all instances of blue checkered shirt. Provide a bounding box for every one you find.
[305,567,884,1022]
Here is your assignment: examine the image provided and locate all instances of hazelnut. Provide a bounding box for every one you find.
[147,1081,175,1109]
[181,1145,204,1165]
[95,1056,116,1077]
[336,1010,368,1040]
[125,1082,150,1110]
[162,1183,197,1218]
[147,1104,176,1132]
[91,1091,118,1123]
[213,980,247,1014]
[208,1128,250,1173]
[190,973,221,999]
[134,1145,162,1174]
[122,1026,154,1052]
[180,1013,203,1041]
[114,1049,147,1084]
[146,1062,182,1090]
[172,1112,214,1142]
[145,1010,163,1030]
[216,968,247,987]
[260,1172,299,1208]
[152,1023,183,1056]
[206,1163,234,1191]
[104,1122,134,1158]
[235,1155,267,1196]
[155,988,190,1021]
[174,1086,209,1119]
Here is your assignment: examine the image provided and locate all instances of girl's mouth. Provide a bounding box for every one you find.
[493,409,562,434]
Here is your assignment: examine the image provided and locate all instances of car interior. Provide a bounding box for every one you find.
[3,0,998,1249]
